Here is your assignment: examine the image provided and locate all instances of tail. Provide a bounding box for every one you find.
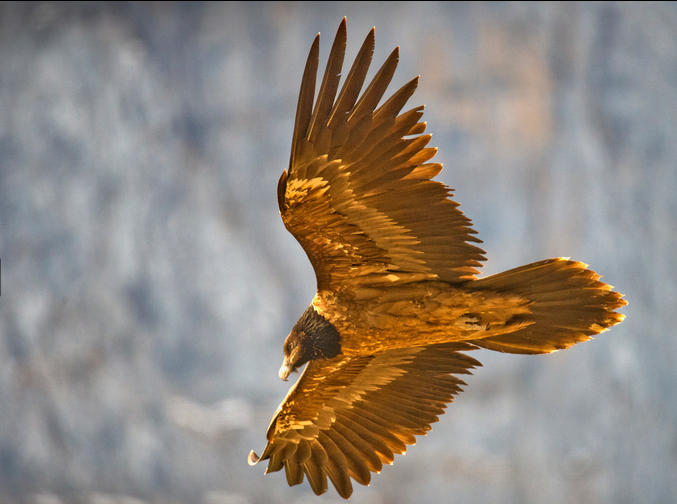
[467,258,627,355]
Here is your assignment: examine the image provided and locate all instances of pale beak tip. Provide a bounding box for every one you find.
[279,364,291,381]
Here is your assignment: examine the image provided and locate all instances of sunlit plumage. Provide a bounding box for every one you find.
[248,19,627,499]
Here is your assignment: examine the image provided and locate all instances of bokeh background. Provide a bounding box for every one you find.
[1,2,675,503]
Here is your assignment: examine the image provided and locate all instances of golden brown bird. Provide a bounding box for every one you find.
[248,18,627,499]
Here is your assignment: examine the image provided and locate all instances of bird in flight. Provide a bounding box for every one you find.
[248,18,627,499]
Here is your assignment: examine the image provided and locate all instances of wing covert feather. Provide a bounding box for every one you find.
[248,342,481,497]
[278,21,486,293]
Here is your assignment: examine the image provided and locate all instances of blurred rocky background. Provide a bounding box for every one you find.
[0,2,675,503]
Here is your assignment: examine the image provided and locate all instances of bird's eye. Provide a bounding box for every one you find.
[284,341,291,353]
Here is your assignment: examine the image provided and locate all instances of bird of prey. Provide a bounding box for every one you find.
[248,18,627,499]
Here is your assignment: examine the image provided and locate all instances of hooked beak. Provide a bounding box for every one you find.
[279,361,291,381]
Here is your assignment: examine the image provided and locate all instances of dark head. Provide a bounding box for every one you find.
[279,306,341,380]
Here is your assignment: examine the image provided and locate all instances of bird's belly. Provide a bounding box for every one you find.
[313,283,531,356]
[340,319,484,355]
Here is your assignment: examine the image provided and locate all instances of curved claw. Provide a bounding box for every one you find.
[248,450,261,466]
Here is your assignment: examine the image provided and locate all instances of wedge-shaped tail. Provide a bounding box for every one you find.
[468,258,627,354]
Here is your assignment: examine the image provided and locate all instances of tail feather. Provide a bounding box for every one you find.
[468,258,627,355]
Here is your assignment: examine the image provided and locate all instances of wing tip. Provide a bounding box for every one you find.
[337,17,347,40]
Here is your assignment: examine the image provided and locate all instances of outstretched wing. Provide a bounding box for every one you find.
[278,19,485,294]
[248,342,481,498]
